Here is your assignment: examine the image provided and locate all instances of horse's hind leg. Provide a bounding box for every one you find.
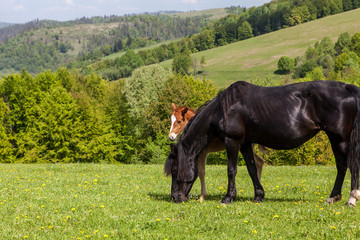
[347,151,360,207]
[326,139,347,204]
[252,144,264,183]
[198,151,208,202]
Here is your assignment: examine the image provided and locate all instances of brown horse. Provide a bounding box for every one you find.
[169,103,266,201]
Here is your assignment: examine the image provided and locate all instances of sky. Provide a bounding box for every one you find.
[0,0,271,24]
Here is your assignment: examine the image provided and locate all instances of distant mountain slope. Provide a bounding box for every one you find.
[160,8,360,88]
[0,13,212,76]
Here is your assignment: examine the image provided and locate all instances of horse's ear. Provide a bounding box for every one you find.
[171,103,176,111]
[181,108,188,117]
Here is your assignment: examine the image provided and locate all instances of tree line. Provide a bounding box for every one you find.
[0,66,217,163]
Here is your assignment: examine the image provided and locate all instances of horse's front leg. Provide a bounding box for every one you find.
[242,143,264,202]
[198,150,208,202]
[222,138,240,204]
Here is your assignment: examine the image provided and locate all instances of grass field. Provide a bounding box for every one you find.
[166,8,229,20]
[1,164,360,239]
[160,8,360,88]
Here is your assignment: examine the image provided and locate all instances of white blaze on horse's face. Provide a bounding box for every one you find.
[169,115,178,141]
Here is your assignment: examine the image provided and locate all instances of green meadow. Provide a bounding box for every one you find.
[1,164,359,239]
[161,8,360,88]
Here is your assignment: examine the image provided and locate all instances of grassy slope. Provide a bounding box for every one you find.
[166,8,229,20]
[1,164,359,239]
[161,8,360,88]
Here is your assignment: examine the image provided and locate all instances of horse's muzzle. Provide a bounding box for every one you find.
[172,193,188,203]
[168,133,177,141]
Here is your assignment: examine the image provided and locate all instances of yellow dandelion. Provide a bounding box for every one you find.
[331,226,336,229]
[274,215,279,218]
[252,230,257,234]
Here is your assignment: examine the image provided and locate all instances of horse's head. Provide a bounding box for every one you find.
[169,103,195,141]
[164,143,197,203]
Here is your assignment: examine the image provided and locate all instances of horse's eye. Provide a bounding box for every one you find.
[177,121,181,124]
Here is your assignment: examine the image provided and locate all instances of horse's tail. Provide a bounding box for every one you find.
[348,86,360,185]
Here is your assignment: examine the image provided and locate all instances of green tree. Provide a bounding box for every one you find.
[123,65,171,134]
[349,33,360,56]
[237,21,254,40]
[335,52,350,72]
[277,56,295,73]
[172,51,191,75]
[335,32,351,54]
[0,99,13,162]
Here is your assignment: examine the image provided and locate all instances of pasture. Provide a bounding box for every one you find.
[1,164,360,239]
[160,8,360,88]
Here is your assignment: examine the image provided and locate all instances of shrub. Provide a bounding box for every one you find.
[277,56,295,73]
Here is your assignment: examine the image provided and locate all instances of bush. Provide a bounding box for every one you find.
[277,56,295,73]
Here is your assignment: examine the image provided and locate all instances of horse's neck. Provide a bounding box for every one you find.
[185,110,196,121]
[182,113,210,156]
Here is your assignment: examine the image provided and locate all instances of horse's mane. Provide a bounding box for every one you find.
[180,81,251,146]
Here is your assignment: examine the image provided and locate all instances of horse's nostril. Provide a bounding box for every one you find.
[169,134,177,141]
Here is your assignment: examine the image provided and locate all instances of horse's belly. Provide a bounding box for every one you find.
[250,128,320,150]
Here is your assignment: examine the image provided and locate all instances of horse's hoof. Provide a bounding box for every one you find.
[254,189,264,203]
[347,197,357,207]
[221,196,233,204]
[326,195,341,205]
[199,196,205,202]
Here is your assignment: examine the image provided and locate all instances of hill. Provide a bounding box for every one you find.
[160,8,360,88]
[165,8,229,20]
[0,13,213,77]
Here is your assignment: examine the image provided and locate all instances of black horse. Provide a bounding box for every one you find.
[165,80,360,206]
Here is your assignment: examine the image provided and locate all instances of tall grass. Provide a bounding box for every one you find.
[1,164,359,239]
